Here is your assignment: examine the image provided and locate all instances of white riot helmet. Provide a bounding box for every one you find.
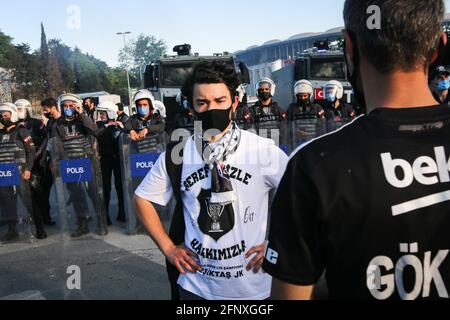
[153,100,167,119]
[324,80,344,102]
[176,91,190,110]
[294,80,314,102]
[0,103,19,123]
[176,91,183,105]
[96,101,118,121]
[236,84,246,103]
[134,89,155,107]
[15,99,32,120]
[256,77,276,97]
[58,93,83,109]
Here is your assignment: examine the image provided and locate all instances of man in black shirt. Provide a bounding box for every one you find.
[40,98,61,226]
[116,103,130,125]
[264,0,450,300]
[83,97,96,121]
[96,101,125,224]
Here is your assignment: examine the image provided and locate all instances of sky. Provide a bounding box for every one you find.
[1,0,450,67]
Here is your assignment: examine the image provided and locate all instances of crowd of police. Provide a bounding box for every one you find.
[0,75,359,244]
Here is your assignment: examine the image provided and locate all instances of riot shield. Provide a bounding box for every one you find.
[326,118,353,133]
[291,117,327,151]
[119,132,168,235]
[50,135,108,240]
[255,117,290,155]
[0,163,33,244]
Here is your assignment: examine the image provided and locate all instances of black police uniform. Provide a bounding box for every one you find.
[19,117,54,226]
[96,122,126,224]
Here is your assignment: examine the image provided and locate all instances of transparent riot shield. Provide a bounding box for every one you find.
[255,118,290,155]
[291,117,327,151]
[326,118,353,134]
[50,135,108,240]
[119,132,168,235]
[0,163,33,245]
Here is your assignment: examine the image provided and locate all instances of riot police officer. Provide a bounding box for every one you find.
[124,90,166,141]
[170,91,195,134]
[287,80,326,149]
[250,78,286,148]
[15,99,54,226]
[322,80,356,122]
[287,80,325,121]
[250,78,284,122]
[52,94,108,238]
[0,103,46,242]
[96,101,126,224]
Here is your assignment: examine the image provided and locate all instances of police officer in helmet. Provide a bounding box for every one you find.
[124,90,166,141]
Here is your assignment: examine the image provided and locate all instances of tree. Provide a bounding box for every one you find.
[47,49,64,97]
[118,34,167,84]
[40,23,50,95]
[12,44,42,99]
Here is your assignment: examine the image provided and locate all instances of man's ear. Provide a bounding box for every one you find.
[431,32,448,64]
[342,29,354,63]
[232,96,239,112]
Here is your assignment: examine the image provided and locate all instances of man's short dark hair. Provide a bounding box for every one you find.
[116,102,124,111]
[84,97,96,105]
[181,61,241,106]
[344,0,445,74]
[41,97,57,108]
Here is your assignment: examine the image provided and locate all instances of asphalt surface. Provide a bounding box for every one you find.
[0,184,328,300]
[0,185,172,300]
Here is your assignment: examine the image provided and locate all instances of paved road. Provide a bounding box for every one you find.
[0,185,328,300]
[0,185,172,300]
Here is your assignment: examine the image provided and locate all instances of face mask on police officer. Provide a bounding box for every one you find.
[325,92,337,103]
[437,79,450,91]
[258,91,272,101]
[0,114,13,127]
[137,106,150,117]
[297,95,310,107]
[64,107,76,118]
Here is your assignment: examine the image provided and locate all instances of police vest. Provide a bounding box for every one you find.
[0,128,27,165]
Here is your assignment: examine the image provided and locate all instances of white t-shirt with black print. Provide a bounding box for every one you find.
[136,130,289,300]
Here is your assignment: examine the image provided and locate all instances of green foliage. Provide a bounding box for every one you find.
[0,26,155,104]
[118,33,167,86]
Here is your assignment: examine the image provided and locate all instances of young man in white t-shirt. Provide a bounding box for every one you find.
[134,61,289,300]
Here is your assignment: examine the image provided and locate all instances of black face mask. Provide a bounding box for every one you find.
[43,112,52,119]
[195,107,232,133]
[344,32,366,113]
[297,97,310,107]
[258,92,272,101]
[0,118,13,127]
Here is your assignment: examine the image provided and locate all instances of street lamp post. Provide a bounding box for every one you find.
[117,31,133,115]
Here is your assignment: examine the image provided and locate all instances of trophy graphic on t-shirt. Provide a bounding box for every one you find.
[207,203,225,233]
